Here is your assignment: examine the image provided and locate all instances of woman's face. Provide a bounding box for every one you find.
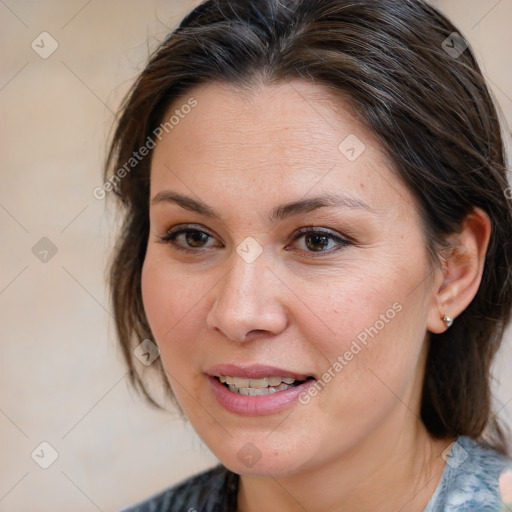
[142,80,440,476]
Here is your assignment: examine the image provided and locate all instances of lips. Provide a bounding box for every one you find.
[206,364,316,415]
[218,375,308,396]
[206,364,312,380]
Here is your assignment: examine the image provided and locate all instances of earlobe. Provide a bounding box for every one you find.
[426,207,491,334]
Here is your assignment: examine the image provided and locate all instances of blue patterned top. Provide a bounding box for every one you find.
[119,436,512,512]
[425,436,512,511]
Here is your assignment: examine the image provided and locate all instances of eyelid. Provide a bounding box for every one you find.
[156,223,354,256]
[287,226,353,256]
[156,223,221,248]
[160,223,216,239]
[292,226,353,244]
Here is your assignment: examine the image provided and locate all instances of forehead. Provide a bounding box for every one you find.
[153,80,371,165]
[150,80,413,212]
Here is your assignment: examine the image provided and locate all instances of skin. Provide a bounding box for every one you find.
[141,80,491,512]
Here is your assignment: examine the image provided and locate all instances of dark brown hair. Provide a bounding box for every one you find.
[104,0,512,455]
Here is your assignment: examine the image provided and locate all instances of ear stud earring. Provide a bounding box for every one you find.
[442,315,454,328]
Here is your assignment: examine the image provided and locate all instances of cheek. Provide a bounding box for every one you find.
[292,262,404,348]
[297,253,429,394]
[141,257,205,357]
[293,284,426,454]
[141,256,213,410]
[141,260,174,335]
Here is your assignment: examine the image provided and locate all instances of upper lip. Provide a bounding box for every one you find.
[206,364,314,380]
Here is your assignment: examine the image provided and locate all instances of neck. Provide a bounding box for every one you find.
[237,418,454,512]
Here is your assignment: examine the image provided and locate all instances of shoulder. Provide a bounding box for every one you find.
[118,465,239,512]
[425,436,512,512]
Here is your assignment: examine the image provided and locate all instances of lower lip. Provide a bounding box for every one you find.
[208,376,315,416]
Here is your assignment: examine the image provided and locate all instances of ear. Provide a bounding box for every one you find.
[427,207,491,334]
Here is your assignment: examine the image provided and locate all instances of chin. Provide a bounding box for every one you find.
[192,422,321,477]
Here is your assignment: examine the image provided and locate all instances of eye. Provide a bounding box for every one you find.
[156,224,352,257]
[289,227,351,255]
[156,224,221,252]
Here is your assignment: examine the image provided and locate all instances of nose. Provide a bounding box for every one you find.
[206,251,288,343]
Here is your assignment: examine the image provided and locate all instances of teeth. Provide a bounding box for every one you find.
[239,387,272,396]
[236,377,250,387]
[249,378,268,388]
[233,383,293,395]
[218,375,297,388]
[218,375,304,395]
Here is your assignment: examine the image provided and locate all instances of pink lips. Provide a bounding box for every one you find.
[206,364,310,380]
[206,364,316,416]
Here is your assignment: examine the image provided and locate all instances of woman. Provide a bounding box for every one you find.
[105,0,512,510]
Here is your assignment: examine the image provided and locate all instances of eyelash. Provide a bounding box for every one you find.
[156,224,352,257]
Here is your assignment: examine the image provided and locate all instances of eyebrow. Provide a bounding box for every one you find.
[151,190,374,223]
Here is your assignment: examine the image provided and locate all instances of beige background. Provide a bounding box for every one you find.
[1,1,511,510]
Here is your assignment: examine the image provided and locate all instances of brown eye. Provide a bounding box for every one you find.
[185,230,210,247]
[290,228,351,255]
[304,233,330,252]
[157,225,220,253]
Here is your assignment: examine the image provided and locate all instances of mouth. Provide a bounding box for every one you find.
[215,375,315,396]
[206,364,317,415]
